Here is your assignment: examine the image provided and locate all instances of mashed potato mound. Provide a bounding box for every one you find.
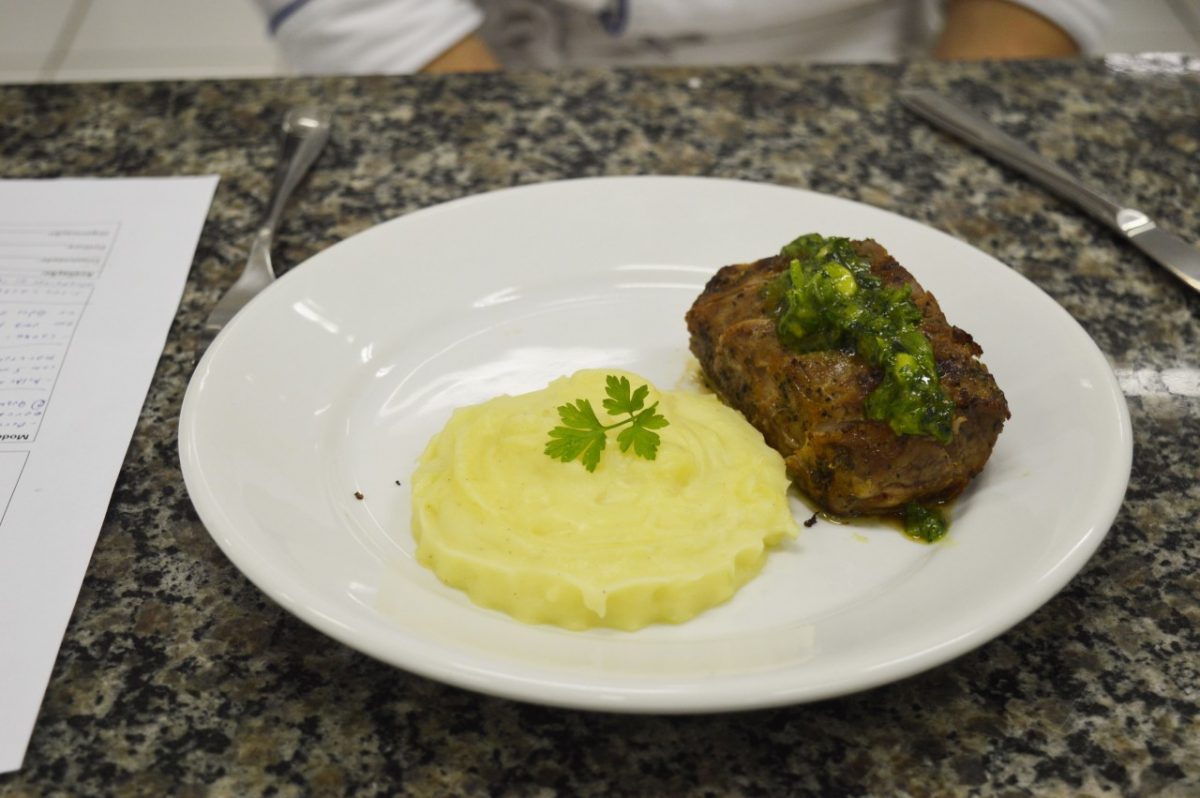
[411,369,798,631]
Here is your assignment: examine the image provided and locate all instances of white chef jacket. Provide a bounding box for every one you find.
[256,0,1110,74]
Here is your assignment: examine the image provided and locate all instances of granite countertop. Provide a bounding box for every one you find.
[1,56,1198,795]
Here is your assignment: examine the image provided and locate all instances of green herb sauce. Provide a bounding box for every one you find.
[767,233,955,444]
[903,502,948,542]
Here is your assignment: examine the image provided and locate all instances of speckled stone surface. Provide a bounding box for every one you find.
[1,56,1198,796]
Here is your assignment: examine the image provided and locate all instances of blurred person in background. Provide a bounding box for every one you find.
[253,0,1109,74]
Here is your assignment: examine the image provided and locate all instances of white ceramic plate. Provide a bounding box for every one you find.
[180,176,1131,713]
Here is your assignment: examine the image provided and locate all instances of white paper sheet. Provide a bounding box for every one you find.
[0,177,218,773]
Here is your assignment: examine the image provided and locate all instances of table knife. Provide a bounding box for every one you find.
[900,89,1200,295]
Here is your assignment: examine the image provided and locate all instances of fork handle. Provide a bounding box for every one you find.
[261,107,333,237]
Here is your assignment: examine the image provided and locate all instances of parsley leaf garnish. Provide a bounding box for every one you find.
[544,375,670,472]
[544,398,607,472]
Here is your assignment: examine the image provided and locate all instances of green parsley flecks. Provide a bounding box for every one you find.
[767,233,956,444]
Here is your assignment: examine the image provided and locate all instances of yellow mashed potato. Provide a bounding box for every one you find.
[411,369,798,631]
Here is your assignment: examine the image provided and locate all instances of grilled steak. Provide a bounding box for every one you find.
[686,239,1008,516]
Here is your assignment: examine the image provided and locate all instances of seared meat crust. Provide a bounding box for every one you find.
[686,239,1009,516]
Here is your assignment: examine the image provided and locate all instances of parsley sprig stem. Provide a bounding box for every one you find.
[544,375,670,472]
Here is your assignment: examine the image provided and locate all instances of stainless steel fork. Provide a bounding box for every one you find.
[202,107,333,342]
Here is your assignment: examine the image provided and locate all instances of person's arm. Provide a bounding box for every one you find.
[422,33,501,73]
[935,0,1081,60]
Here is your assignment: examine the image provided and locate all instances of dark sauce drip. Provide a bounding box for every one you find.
[802,496,951,544]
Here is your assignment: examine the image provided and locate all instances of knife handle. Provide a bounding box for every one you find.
[900,89,1131,234]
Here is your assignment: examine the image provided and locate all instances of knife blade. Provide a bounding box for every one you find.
[900,88,1200,295]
